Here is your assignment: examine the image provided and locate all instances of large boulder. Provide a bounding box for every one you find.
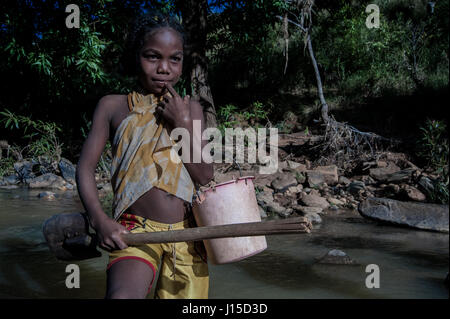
[59,158,77,185]
[28,173,67,190]
[359,197,449,233]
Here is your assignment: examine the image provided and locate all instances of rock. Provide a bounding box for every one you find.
[338,176,351,186]
[58,158,76,185]
[307,165,338,187]
[358,197,449,233]
[271,173,298,192]
[2,175,19,185]
[38,191,56,200]
[278,161,288,171]
[293,205,324,215]
[385,183,400,194]
[304,212,322,224]
[256,190,275,208]
[418,176,434,194]
[258,205,267,218]
[65,183,74,190]
[273,193,295,207]
[329,205,339,211]
[266,201,288,215]
[317,249,357,265]
[28,173,67,190]
[277,208,293,218]
[299,192,330,209]
[385,168,415,184]
[369,162,401,182]
[400,185,426,202]
[14,160,35,181]
[376,161,388,168]
[328,197,345,206]
[347,181,366,194]
[361,175,376,185]
[287,186,300,194]
[287,161,305,171]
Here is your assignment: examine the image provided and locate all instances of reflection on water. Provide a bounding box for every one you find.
[0,187,448,299]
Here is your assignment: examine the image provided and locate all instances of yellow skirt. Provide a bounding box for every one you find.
[108,213,209,299]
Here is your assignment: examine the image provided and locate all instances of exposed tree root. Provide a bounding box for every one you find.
[311,116,401,166]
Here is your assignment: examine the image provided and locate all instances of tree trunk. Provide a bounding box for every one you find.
[306,34,329,123]
[177,0,217,128]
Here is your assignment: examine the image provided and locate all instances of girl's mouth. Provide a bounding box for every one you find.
[153,79,170,88]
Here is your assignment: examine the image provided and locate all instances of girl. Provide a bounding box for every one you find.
[76,11,213,299]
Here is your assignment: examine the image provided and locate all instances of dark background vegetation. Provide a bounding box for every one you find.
[0,0,448,200]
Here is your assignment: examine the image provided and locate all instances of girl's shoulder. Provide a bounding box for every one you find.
[97,94,128,110]
[96,94,129,118]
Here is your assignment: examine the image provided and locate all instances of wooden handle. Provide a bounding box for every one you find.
[121,217,312,245]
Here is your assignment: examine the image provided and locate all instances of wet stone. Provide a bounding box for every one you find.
[317,249,357,265]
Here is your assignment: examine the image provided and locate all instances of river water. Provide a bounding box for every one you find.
[0,187,448,299]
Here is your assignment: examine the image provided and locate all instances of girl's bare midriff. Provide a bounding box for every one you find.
[110,95,188,224]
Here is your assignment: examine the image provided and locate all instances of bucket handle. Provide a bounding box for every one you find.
[194,159,245,204]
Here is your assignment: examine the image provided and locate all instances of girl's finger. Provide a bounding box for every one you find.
[183,95,190,104]
[100,241,113,252]
[164,82,180,98]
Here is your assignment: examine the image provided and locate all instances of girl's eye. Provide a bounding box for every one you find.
[144,54,158,60]
[171,57,182,62]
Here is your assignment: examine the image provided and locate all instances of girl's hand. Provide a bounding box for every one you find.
[94,217,130,251]
[155,83,191,128]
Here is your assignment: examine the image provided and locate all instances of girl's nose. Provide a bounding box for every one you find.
[157,60,170,74]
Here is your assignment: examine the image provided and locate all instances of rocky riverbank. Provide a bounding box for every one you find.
[1,132,448,232]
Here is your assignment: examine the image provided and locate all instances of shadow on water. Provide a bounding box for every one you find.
[231,250,386,299]
[0,234,107,299]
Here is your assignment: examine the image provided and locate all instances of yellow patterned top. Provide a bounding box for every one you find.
[110,91,194,221]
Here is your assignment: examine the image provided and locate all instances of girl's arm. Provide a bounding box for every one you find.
[76,96,129,251]
[181,99,214,185]
[156,84,214,186]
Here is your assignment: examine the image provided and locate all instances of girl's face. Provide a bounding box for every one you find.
[138,27,183,96]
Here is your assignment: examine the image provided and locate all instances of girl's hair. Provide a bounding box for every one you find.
[120,11,186,77]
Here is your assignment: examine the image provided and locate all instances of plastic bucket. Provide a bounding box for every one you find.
[192,176,267,264]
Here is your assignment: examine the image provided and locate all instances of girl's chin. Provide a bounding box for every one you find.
[141,85,165,95]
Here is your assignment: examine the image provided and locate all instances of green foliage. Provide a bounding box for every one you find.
[217,101,270,136]
[0,156,16,179]
[417,119,449,204]
[312,0,448,99]
[0,109,62,161]
[242,101,269,124]
[217,104,239,135]
[418,119,449,174]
